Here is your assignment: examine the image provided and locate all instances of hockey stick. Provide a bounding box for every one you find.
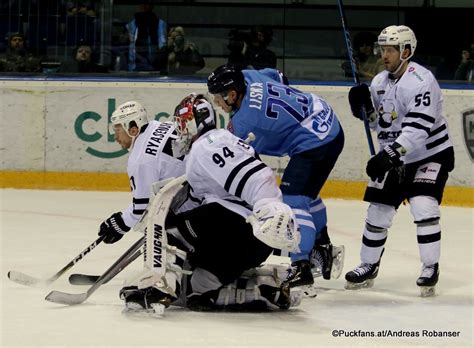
[69,273,101,285]
[68,175,189,287]
[69,243,140,285]
[45,237,144,305]
[7,234,105,287]
[337,0,376,156]
[46,175,187,305]
[69,247,138,286]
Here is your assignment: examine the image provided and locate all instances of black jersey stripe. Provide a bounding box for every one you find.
[162,137,174,157]
[426,134,449,150]
[406,112,435,124]
[133,209,145,215]
[225,198,252,210]
[133,198,149,204]
[224,157,257,191]
[401,122,431,135]
[428,124,447,138]
[234,163,267,198]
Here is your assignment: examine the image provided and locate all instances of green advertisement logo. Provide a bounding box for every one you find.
[74,98,171,158]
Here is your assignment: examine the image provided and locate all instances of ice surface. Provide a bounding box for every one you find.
[1,189,472,347]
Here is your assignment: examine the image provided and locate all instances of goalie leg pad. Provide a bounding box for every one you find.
[125,244,188,300]
[139,245,188,298]
[187,265,301,311]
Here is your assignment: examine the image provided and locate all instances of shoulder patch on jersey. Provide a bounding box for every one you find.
[205,133,216,144]
[408,66,424,82]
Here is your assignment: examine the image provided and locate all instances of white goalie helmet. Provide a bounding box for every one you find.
[377,25,417,60]
[110,101,149,137]
[172,93,216,158]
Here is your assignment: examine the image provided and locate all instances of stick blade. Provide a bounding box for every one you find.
[7,271,45,287]
[69,274,100,286]
[45,290,88,305]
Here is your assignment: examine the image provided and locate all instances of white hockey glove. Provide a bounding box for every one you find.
[247,199,300,253]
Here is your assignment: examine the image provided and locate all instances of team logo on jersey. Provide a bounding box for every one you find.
[462,109,474,161]
[377,101,398,128]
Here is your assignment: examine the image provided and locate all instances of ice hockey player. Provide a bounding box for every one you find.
[97,101,186,244]
[120,93,302,313]
[345,25,455,296]
[207,64,345,288]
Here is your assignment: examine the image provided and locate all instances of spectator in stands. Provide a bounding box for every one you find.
[166,26,205,75]
[60,43,108,73]
[110,19,129,72]
[66,1,96,17]
[126,1,167,72]
[454,43,473,81]
[0,32,42,73]
[227,25,276,70]
[341,31,383,79]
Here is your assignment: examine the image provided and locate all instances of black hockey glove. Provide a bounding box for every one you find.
[348,83,375,120]
[366,143,404,183]
[98,212,130,244]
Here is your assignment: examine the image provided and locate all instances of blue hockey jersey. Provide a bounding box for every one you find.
[228,68,341,157]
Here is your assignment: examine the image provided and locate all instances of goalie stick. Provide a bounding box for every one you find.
[69,175,190,286]
[46,175,187,305]
[69,273,101,285]
[7,234,105,287]
[45,237,144,305]
[69,246,139,286]
[337,0,376,156]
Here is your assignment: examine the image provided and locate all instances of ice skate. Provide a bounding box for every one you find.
[311,244,345,280]
[285,260,314,288]
[260,283,302,310]
[344,261,380,290]
[417,263,439,297]
[312,243,333,280]
[120,286,175,315]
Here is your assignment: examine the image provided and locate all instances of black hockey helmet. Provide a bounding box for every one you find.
[207,64,246,95]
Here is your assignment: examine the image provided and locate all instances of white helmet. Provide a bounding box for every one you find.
[378,25,417,60]
[110,101,149,137]
[172,93,216,157]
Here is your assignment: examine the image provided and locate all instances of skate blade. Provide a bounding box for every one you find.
[311,265,322,279]
[344,278,374,290]
[330,245,345,280]
[124,302,166,316]
[419,286,436,297]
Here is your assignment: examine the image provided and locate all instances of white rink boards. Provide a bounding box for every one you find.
[1,189,473,347]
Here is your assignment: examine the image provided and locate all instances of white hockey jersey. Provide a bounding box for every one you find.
[121,120,186,228]
[183,128,282,217]
[369,62,452,164]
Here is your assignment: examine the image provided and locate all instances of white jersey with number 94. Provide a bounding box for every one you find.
[183,128,282,217]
